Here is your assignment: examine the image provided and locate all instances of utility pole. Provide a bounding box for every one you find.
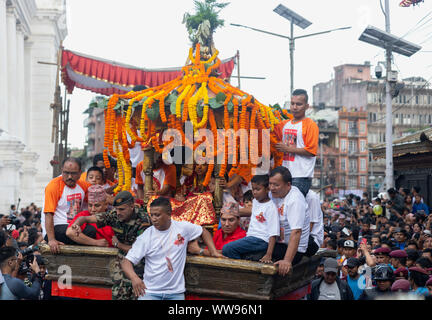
[289,20,294,95]
[359,2,421,192]
[384,0,394,190]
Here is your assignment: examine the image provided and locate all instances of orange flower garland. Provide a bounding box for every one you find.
[100,43,292,193]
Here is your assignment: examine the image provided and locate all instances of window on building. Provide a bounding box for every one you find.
[349,159,357,171]
[341,139,347,152]
[349,177,357,189]
[416,95,419,104]
[340,120,347,133]
[360,158,367,171]
[349,140,357,153]
[360,140,367,152]
[340,176,346,187]
[341,158,346,170]
[360,176,367,188]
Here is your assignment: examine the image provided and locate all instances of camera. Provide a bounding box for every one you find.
[375,65,383,79]
[18,245,39,268]
[8,213,21,227]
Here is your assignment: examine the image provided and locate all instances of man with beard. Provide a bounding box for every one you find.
[308,258,354,300]
[42,158,91,254]
[345,257,366,300]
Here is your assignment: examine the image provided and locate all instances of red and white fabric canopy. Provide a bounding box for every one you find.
[61,49,237,96]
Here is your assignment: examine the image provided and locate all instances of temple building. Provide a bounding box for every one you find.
[0,0,67,212]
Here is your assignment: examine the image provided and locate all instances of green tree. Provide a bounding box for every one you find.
[183,0,229,54]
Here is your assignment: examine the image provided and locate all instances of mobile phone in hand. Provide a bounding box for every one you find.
[361,237,367,245]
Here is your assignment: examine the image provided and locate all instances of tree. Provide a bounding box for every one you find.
[183,0,229,57]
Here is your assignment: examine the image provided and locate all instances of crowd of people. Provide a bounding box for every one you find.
[0,89,431,301]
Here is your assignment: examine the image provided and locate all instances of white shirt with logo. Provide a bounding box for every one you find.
[246,199,280,243]
[41,183,86,237]
[271,186,310,253]
[126,220,202,295]
[281,119,317,178]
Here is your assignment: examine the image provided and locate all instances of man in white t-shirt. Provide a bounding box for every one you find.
[306,190,324,256]
[42,158,91,254]
[274,89,319,197]
[269,166,310,276]
[121,197,223,300]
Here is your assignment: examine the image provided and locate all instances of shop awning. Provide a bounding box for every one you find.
[61,49,237,96]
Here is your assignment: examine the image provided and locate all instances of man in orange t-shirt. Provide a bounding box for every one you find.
[274,89,319,197]
[136,151,177,200]
[42,158,92,254]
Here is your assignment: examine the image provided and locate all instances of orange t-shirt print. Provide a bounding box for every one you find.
[283,128,298,162]
[66,193,82,222]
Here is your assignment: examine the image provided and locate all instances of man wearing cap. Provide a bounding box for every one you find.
[390,249,408,271]
[187,202,246,255]
[66,185,115,247]
[394,267,409,280]
[408,266,430,296]
[345,257,366,300]
[71,190,151,300]
[391,279,411,293]
[374,247,392,266]
[359,264,394,300]
[308,258,354,300]
[340,240,357,278]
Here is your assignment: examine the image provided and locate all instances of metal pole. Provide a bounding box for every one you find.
[384,0,394,190]
[290,20,294,95]
[236,50,241,89]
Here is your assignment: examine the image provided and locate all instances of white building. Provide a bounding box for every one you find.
[0,0,67,213]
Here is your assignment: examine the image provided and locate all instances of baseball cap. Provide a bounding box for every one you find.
[113,191,134,207]
[343,240,356,249]
[324,258,338,273]
[424,230,432,237]
[346,257,360,268]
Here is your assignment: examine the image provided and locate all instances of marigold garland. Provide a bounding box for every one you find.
[101,43,292,193]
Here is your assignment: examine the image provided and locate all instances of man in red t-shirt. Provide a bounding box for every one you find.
[66,185,114,247]
[188,202,246,255]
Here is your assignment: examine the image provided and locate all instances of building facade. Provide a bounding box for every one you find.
[0,0,67,212]
[311,108,368,198]
[313,63,432,194]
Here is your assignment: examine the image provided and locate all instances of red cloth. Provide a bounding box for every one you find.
[61,49,236,95]
[68,211,115,247]
[213,226,246,251]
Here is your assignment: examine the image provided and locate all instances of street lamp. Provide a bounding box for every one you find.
[358,0,421,191]
[231,4,351,95]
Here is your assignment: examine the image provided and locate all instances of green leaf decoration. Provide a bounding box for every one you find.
[227,101,234,113]
[146,101,160,121]
[114,99,125,110]
[209,97,222,109]
[215,92,226,103]
[167,93,178,104]
[197,101,204,118]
